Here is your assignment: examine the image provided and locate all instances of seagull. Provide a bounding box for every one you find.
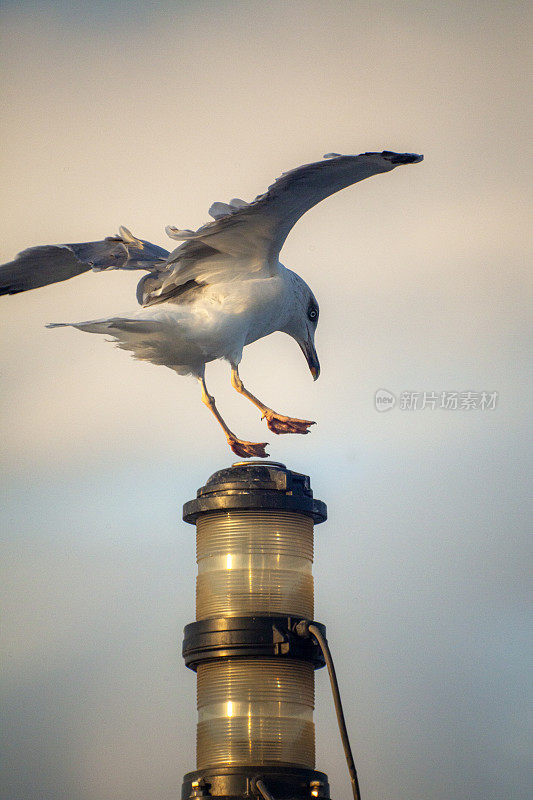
[0,150,422,458]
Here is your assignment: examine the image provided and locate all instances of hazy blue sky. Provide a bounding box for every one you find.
[1,2,531,799]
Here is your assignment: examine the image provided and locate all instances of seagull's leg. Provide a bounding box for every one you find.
[230,365,316,436]
[198,374,269,458]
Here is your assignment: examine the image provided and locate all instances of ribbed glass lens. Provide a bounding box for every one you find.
[196,510,314,620]
[194,505,317,769]
[196,658,315,769]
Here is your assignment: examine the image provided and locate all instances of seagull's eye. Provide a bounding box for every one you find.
[308,305,318,323]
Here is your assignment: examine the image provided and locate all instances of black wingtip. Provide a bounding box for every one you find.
[382,151,423,164]
[0,285,23,296]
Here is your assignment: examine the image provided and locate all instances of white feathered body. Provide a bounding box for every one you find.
[65,263,297,377]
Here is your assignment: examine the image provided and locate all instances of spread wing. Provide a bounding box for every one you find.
[142,150,422,307]
[1,151,422,308]
[0,226,169,298]
[165,150,423,263]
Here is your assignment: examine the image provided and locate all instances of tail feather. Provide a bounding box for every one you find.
[46,317,158,335]
[45,313,202,372]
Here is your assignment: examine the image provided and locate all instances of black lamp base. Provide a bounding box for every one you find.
[182,766,330,799]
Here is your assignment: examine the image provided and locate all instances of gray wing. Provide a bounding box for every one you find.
[141,150,423,307]
[164,150,423,264]
[0,226,169,300]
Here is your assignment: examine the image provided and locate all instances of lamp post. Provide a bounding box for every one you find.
[180,460,347,800]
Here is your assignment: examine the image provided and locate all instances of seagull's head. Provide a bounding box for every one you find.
[281,269,320,381]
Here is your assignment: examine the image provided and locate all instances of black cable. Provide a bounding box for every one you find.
[307,623,362,800]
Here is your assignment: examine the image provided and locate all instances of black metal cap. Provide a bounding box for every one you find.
[183,461,327,524]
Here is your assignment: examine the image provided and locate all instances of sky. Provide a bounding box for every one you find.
[0,1,531,799]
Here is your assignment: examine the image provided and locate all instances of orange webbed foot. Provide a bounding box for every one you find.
[263,411,316,435]
[227,437,270,458]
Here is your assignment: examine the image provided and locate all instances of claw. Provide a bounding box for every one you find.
[227,437,270,458]
[264,411,316,435]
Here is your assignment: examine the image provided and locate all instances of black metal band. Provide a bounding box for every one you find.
[182,766,330,799]
[182,616,327,670]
